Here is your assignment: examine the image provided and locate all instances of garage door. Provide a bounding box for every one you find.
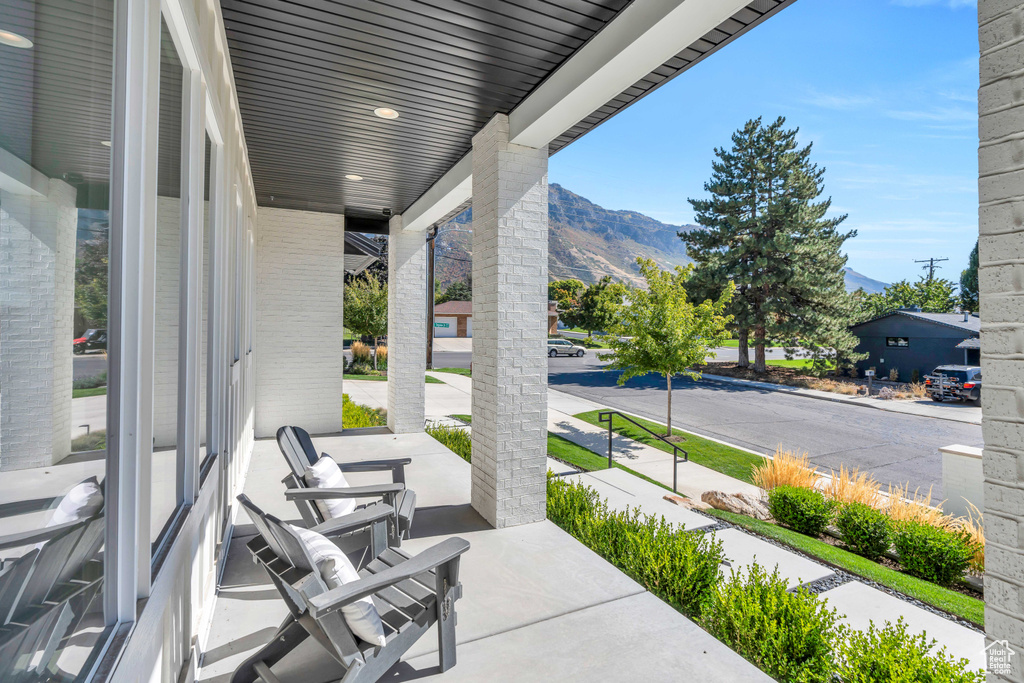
[465,316,472,338]
[434,317,457,337]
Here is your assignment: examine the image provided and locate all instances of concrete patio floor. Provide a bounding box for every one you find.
[196,431,771,682]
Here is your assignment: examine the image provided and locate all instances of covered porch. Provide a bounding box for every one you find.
[196,431,769,682]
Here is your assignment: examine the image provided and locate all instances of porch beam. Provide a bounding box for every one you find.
[399,0,749,231]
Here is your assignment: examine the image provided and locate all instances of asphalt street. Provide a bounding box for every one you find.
[548,354,983,497]
[73,353,108,381]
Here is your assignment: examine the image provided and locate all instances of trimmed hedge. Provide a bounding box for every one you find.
[546,475,723,617]
[547,476,986,683]
[835,502,892,561]
[341,394,386,428]
[425,422,471,463]
[702,563,841,682]
[767,485,836,537]
[835,618,984,682]
[893,521,979,587]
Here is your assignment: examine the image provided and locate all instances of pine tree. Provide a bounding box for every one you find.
[685,117,858,374]
[960,240,979,312]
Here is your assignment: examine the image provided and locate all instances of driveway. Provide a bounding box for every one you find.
[548,355,984,498]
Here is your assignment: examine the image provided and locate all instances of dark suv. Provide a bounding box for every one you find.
[924,365,981,403]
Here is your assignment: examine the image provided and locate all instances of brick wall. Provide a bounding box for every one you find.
[470,114,549,528]
[387,215,426,433]
[254,207,345,437]
[153,196,182,447]
[0,180,76,471]
[980,1,1024,678]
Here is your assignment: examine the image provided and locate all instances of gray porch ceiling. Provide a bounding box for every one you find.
[220,0,796,220]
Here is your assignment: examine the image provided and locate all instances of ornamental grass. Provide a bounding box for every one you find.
[751,447,818,492]
[822,465,883,508]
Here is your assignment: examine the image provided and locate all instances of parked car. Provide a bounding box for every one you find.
[924,365,981,403]
[548,338,585,357]
[73,328,107,355]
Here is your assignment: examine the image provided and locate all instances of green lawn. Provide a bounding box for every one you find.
[346,372,444,383]
[449,413,677,493]
[573,410,764,484]
[720,339,739,348]
[73,386,107,399]
[432,367,471,377]
[706,508,984,627]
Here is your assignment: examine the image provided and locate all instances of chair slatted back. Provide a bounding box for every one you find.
[0,549,39,625]
[15,518,93,620]
[276,426,318,480]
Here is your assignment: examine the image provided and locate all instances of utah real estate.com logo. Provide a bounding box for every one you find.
[986,639,1016,675]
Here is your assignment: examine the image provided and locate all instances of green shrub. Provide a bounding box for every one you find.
[835,502,892,560]
[701,563,841,682]
[835,618,984,683]
[425,422,471,463]
[892,521,978,586]
[73,372,107,390]
[767,485,835,537]
[546,476,723,618]
[341,394,386,428]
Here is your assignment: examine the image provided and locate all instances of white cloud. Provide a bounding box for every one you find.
[801,91,878,110]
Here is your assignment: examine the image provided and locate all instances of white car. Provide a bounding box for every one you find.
[548,338,586,357]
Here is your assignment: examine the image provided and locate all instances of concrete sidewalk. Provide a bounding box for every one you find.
[701,372,981,425]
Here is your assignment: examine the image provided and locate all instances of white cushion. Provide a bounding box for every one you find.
[48,478,103,527]
[303,455,356,520]
[285,523,387,647]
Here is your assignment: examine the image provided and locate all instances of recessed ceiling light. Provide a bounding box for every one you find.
[373,107,399,120]
[345,174,363,181]
[0,29,33,49]
[100,140,111,147]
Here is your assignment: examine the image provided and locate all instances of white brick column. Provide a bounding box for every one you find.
[0,179,77,471]
[153,196,182,447]
[387,215,426,433]
[254,207,345,437]
[980,3,1024,678]
[470,114,548,528]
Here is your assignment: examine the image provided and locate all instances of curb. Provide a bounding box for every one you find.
[699,373,982,426]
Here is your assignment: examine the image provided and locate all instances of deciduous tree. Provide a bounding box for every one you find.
[345,273,388,369]
[960,241,979,312]
[599,259,733,435]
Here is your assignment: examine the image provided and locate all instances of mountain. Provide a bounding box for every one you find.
[843,267,888,294]
[432,185,882,294]
[434,184,696,289]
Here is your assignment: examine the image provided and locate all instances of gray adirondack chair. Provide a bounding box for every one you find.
[276,426,416,545]
[0,485,105,682]
[232,494,469,683]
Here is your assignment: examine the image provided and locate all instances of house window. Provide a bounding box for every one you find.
[886,337,910,348]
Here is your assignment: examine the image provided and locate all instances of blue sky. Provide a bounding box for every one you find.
[549,0,979,286]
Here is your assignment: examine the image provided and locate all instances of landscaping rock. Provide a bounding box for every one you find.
[663,494,710,511]
[701,490,772,521]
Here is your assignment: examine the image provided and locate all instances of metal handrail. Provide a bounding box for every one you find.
[597,410,688,493]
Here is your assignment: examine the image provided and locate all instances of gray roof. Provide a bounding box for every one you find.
[852,309,980,334]
[956,337,981,350]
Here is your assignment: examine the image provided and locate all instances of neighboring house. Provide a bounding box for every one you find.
[850,307,980,380]
[432,300,558,337]
[434,300,472,337]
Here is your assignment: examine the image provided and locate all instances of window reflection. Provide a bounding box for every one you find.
[0,0,114,676]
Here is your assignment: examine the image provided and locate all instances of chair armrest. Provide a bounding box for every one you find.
[0,517,89,551]
[332,457,410,484]
[309,537,471,617]
[310,505,394,537]
[283,483,404,500]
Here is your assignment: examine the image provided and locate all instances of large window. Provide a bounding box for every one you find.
[199,134,214,482]
[151,18,187,559]
[0,0,114,675]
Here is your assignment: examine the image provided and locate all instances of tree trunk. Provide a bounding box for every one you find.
[666,374,672,436]
[737,329,750,368]
[754,327,767,373]
[373,336,379,371]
